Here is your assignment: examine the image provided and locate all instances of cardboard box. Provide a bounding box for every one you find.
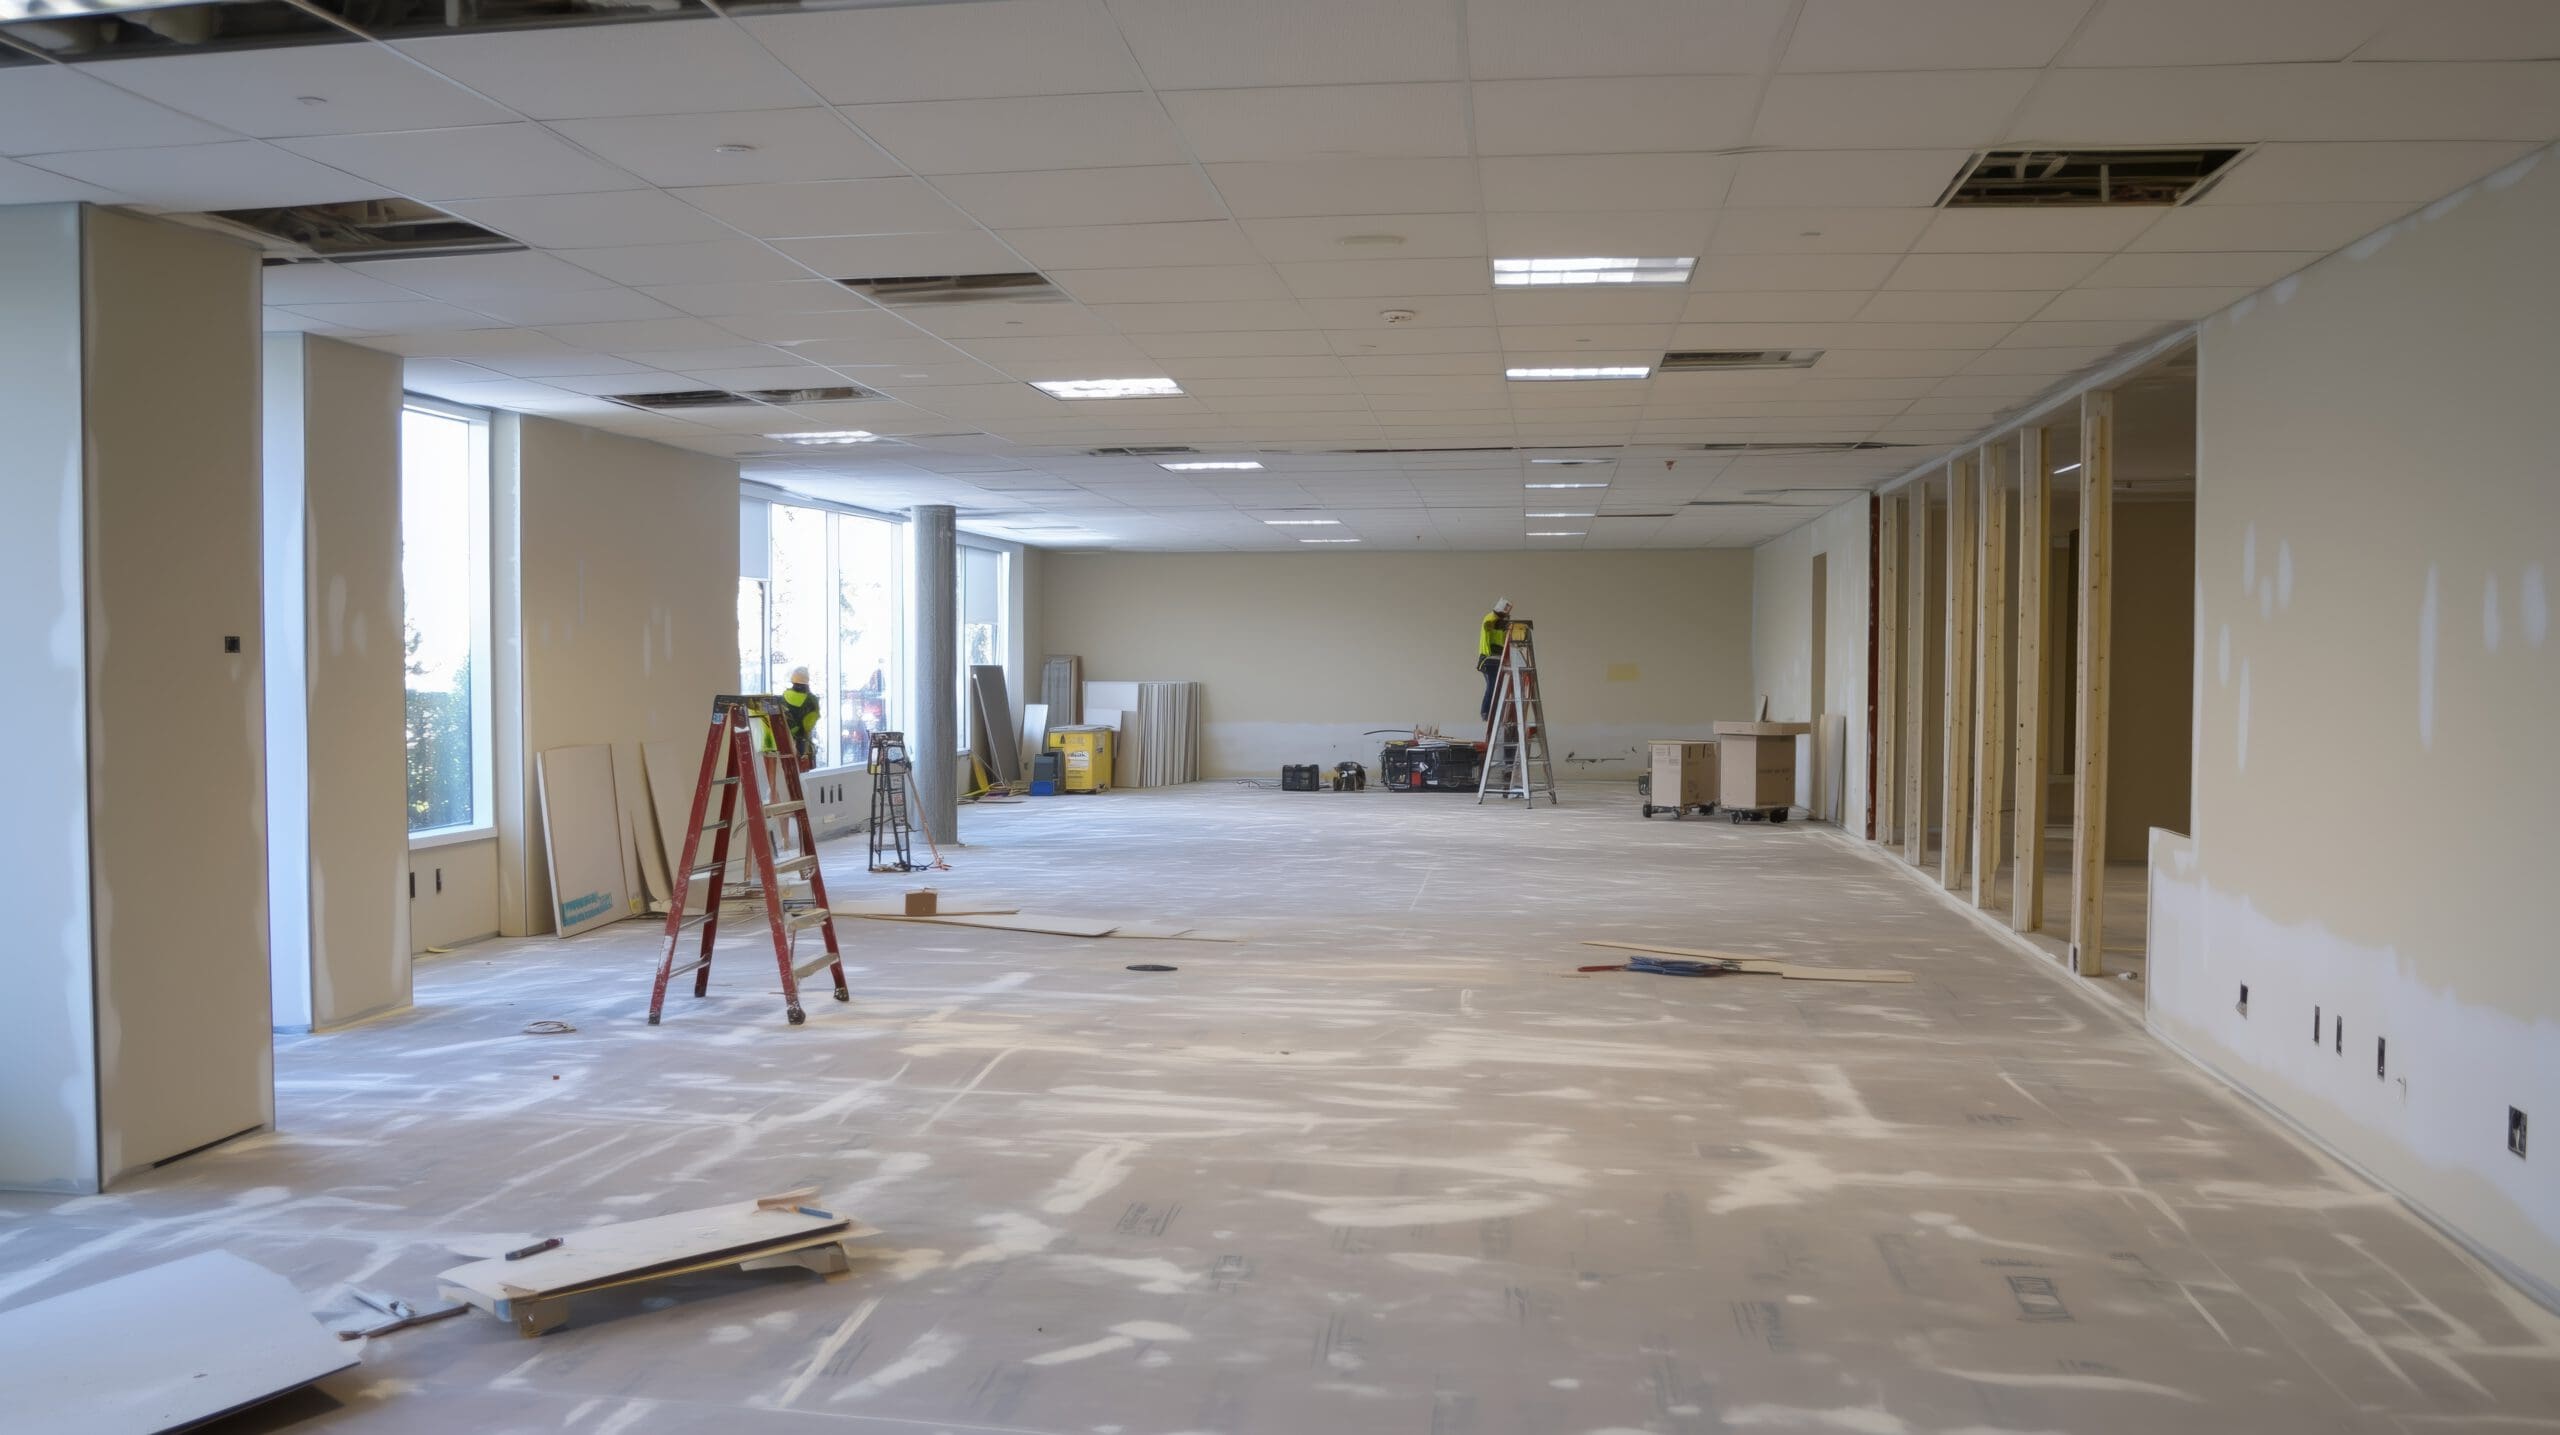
[1647,740,1717,809]
[903,889,938,916]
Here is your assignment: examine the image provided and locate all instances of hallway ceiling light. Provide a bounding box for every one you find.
[1160,460,1261,471]
[1526,511,1594,518]
[1033,378,1184,399]
[1530,456,1610,465]
[1264,518,1340,525]
[1528,530,1586,537]
[770,431,879,445]
[1494,257,1693,287]
[1526,481,1606,489]
[1506,366,1650,381]
[1299,537,1361,543]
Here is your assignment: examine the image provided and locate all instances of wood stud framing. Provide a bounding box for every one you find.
[1969,441,2008,910]
[2070,391,2117,976]
[2010,427,2052,933]
[1939,457,1977,891]
[1901,485,1927,868]
[1875,494,1900,845]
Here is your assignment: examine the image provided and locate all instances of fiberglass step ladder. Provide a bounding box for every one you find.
[1477,618,1558,808]
[647,694,849,1027]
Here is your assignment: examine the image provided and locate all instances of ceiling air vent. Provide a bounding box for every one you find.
[739,384,878,404]
[1659,349,1823,372]
[837,272,1065,306]
[605,390,746,412]
[199,199,522,263]
[1942,148,2244,207]
[1086,445,1196,457]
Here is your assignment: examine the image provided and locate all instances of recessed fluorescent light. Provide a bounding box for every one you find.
[1300,537,1362,544]
[769,430,878,445]
[1530,457,1610,465]
[1526,481,1607,489]
[1527,531,1586,537]
[1505,366,1651,381]
[1493,256,1694,287]
[1526,511,1594,518]
[1263,518,1341,526]
[1032,377,1183,399]
[1160,460,1262,471]
[2054,462,2083,474]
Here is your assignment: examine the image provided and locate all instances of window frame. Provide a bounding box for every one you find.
[401,394,496,849]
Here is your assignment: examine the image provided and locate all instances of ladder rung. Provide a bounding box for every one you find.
[771,855,817,878]
[760,799,807,818]
[712,776,740,786]
[791,952,840,980]
[663,957,710,977]
[786,908,833,931]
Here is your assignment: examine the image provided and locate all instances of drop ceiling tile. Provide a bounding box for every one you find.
[1303,295,1495,328]
[1276,257,1489,299]
[669,178,973,239]
[356,250,621,298]
[2122,201,2410,252]
[1135,331,1340,357]
[1857,290,2054,323]
[640,279,875,317]
[85,46,513,140]
[1705,207,1936,254]
[1725,149,1973,207]
[264,265,423,305]
[784,338,977,368]
[1472,77,1759,155]
[1161,84,1470,163]
[1485,211,1715,256]
[667,364,838,393]
[1158,354,1350,379]
[1240,213,1485,263]
[1465,0,1791,78]
[560,240,806,287]
[931,165,1225,229]
[1327,326,1497,355]
[1496,289,1687,325]
[2061,0,2396,67]
[2008,62,2560,145]
[1109,0,1462,87]
[2358,0,2560,60]
[460,288,687,326]
[1781,0,2090,71]
[394,20,804,120]
[1499,322,1676,349]
[1695,252,1902,290]
[1956,345,2118,376]
[280,299,501,332]
[0,155,124,204]
[1885,251,2107,290]
[1002,220,1262,269]
[2203,140,2540,205]
[445,189,737,248]
[773,231,1027,277]
[1678,289,1874,322]
[539,316,748,352]
[2080,250,2322,289]
[0,67,229,156]
[746,0,1143,103]
[1910,207,2163,253]
[1203,157,1480,218]
[2035,286,2253,321]
[279,124,637,200]
[1477,153,1734,212]
[1997,318,2177,348]
[844,94,1185,174]
[475,349,663,379]
[22,141,387,209]
[1051,265,1293,304]
[552,110,902,189]
[1761,70,2040,150]
[1087,300,1317,334]
[909,302,1117,340]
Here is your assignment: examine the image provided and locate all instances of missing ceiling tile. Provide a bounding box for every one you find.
[1659,350,1824,372]
[836,272,1065,306]
[1941,148,2245,208]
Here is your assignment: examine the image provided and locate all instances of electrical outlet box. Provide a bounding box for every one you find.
[2511,1107,2529,1159]
[2237,983,2249,1015]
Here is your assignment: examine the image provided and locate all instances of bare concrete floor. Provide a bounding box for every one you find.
[4,783,2555,1434]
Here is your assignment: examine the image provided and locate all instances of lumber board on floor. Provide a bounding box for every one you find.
[861,912,1122,938]
[0,1250,356,1435]
[831,901,1020,918]
[1580,940,1914,984]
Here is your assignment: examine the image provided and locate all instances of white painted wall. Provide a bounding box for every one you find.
[84,209,273,1181]
[1751,499,1873,827]
[1038,550,1756,779]
[503,418,740,935]
[0,204,100,1191]
[263,335,411,1030]
[2153,148,2560,1301]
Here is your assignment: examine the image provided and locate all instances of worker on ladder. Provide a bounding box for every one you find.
[1477,598,1513,720]
[764,666,822,771]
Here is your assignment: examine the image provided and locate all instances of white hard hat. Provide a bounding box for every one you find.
[790,665,811,683]
[1495,597,1512,612]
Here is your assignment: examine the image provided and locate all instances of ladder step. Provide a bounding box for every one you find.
[786,908,833,931]
[791,952,840,980]
[760,800,807,818]
[771,854,817,878]
[663,957,710,977]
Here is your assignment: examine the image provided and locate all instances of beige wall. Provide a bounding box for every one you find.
[504,418,739,934]
[2106,499,2195,855]
[85,209,273,1181]
[1039,550,1756,778]
[2153,146,2559,1301]
[1751,498,1872,825]
[410,838,500,953]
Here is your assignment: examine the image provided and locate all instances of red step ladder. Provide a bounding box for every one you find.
[648,695,849,1026]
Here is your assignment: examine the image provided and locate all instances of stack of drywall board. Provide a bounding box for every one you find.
[1082,680,1199,788]
[1041,655,1081,724]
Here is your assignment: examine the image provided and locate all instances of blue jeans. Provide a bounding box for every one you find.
[1478,657,1500,719]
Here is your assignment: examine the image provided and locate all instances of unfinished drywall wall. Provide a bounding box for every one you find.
[506,417,739,934]
[2106,499,2195,857]
[2154,147,2560,1301]
[262,335,411,1030]
[1750,498,1872,826]
[84,208,273,1181]
[0,204,99,1191]
[1039,550,1754,778]
[410,837,499,954]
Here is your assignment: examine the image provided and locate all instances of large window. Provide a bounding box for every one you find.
[957,544,1006,746]
[752,500,904,769]
[400,399,492,837]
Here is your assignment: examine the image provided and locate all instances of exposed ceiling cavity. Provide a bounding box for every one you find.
[1942,148,2248,208]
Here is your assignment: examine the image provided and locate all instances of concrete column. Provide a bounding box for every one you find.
[910,504,959,844]
[0,204,269,1191]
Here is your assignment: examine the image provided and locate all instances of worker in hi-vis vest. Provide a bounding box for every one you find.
[1477,598,1512,720]
[765,665,822,770]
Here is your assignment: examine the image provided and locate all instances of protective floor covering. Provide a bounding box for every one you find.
[2,784,2554,1434]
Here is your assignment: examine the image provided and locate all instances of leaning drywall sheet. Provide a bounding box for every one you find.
[969,664,1021,785]
[440,1200,851,1301]
[0,1250,355,1435]
[643,739,722,912]
[537,744,629,936]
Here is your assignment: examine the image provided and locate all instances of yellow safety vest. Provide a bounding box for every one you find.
[760,686,820,753]
[1479,611,1507,659]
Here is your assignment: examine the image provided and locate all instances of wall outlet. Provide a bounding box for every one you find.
[2511,1107,2529,1159]
[2375,1037,2386,1079]
[2237,983,2249,1015]
[2313,1005,2321,1043]
[2334,1016,2344,1054]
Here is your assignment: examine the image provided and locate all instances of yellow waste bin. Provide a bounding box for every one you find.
[1046,725,1115,793]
